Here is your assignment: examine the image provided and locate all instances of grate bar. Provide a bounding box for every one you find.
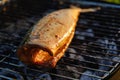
[78,23,120,30]
[78,18,120,28]
[76,52,119,63]
[0,52,114,74]
[0,54,10,62]
[74,34,120,46]
[73,36,120,49]
[77,24,118,34]
[62,0,120,8]
[27,68,79,80]
[70,45,120,57]
[69,47,120,63]
[85,45,120,53]
[1,56,114,74]
[2,61,23,67]
[0,32,14,41]
[0,54,20,60]
[0,75,13,80]
[55,67,103,79]
[76,30,116,37]
[0,54,114,71]
[63,57,115,68]
[85,49,120,58]
[81,13,120,22]
[0,52,115,68]
[0,61,102,79]
[82,13,120,22]
[49,73,79,80]
[71,42,120,52]
[59,61,109,73]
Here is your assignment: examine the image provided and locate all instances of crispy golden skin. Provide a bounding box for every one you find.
[17,7,99,68]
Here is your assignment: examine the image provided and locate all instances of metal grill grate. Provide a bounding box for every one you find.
[0,0,120,80]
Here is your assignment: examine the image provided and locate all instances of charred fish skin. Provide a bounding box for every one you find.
[17,7,100,68]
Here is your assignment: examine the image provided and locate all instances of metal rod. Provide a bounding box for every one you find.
[78,18,120,27]
[70,45,120,57]
[55,67,103,79]
[63,57,115,68]
[59,61,109,73]
[77,24,119,33]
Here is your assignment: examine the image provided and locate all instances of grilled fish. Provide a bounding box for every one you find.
[17,7,100,68]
